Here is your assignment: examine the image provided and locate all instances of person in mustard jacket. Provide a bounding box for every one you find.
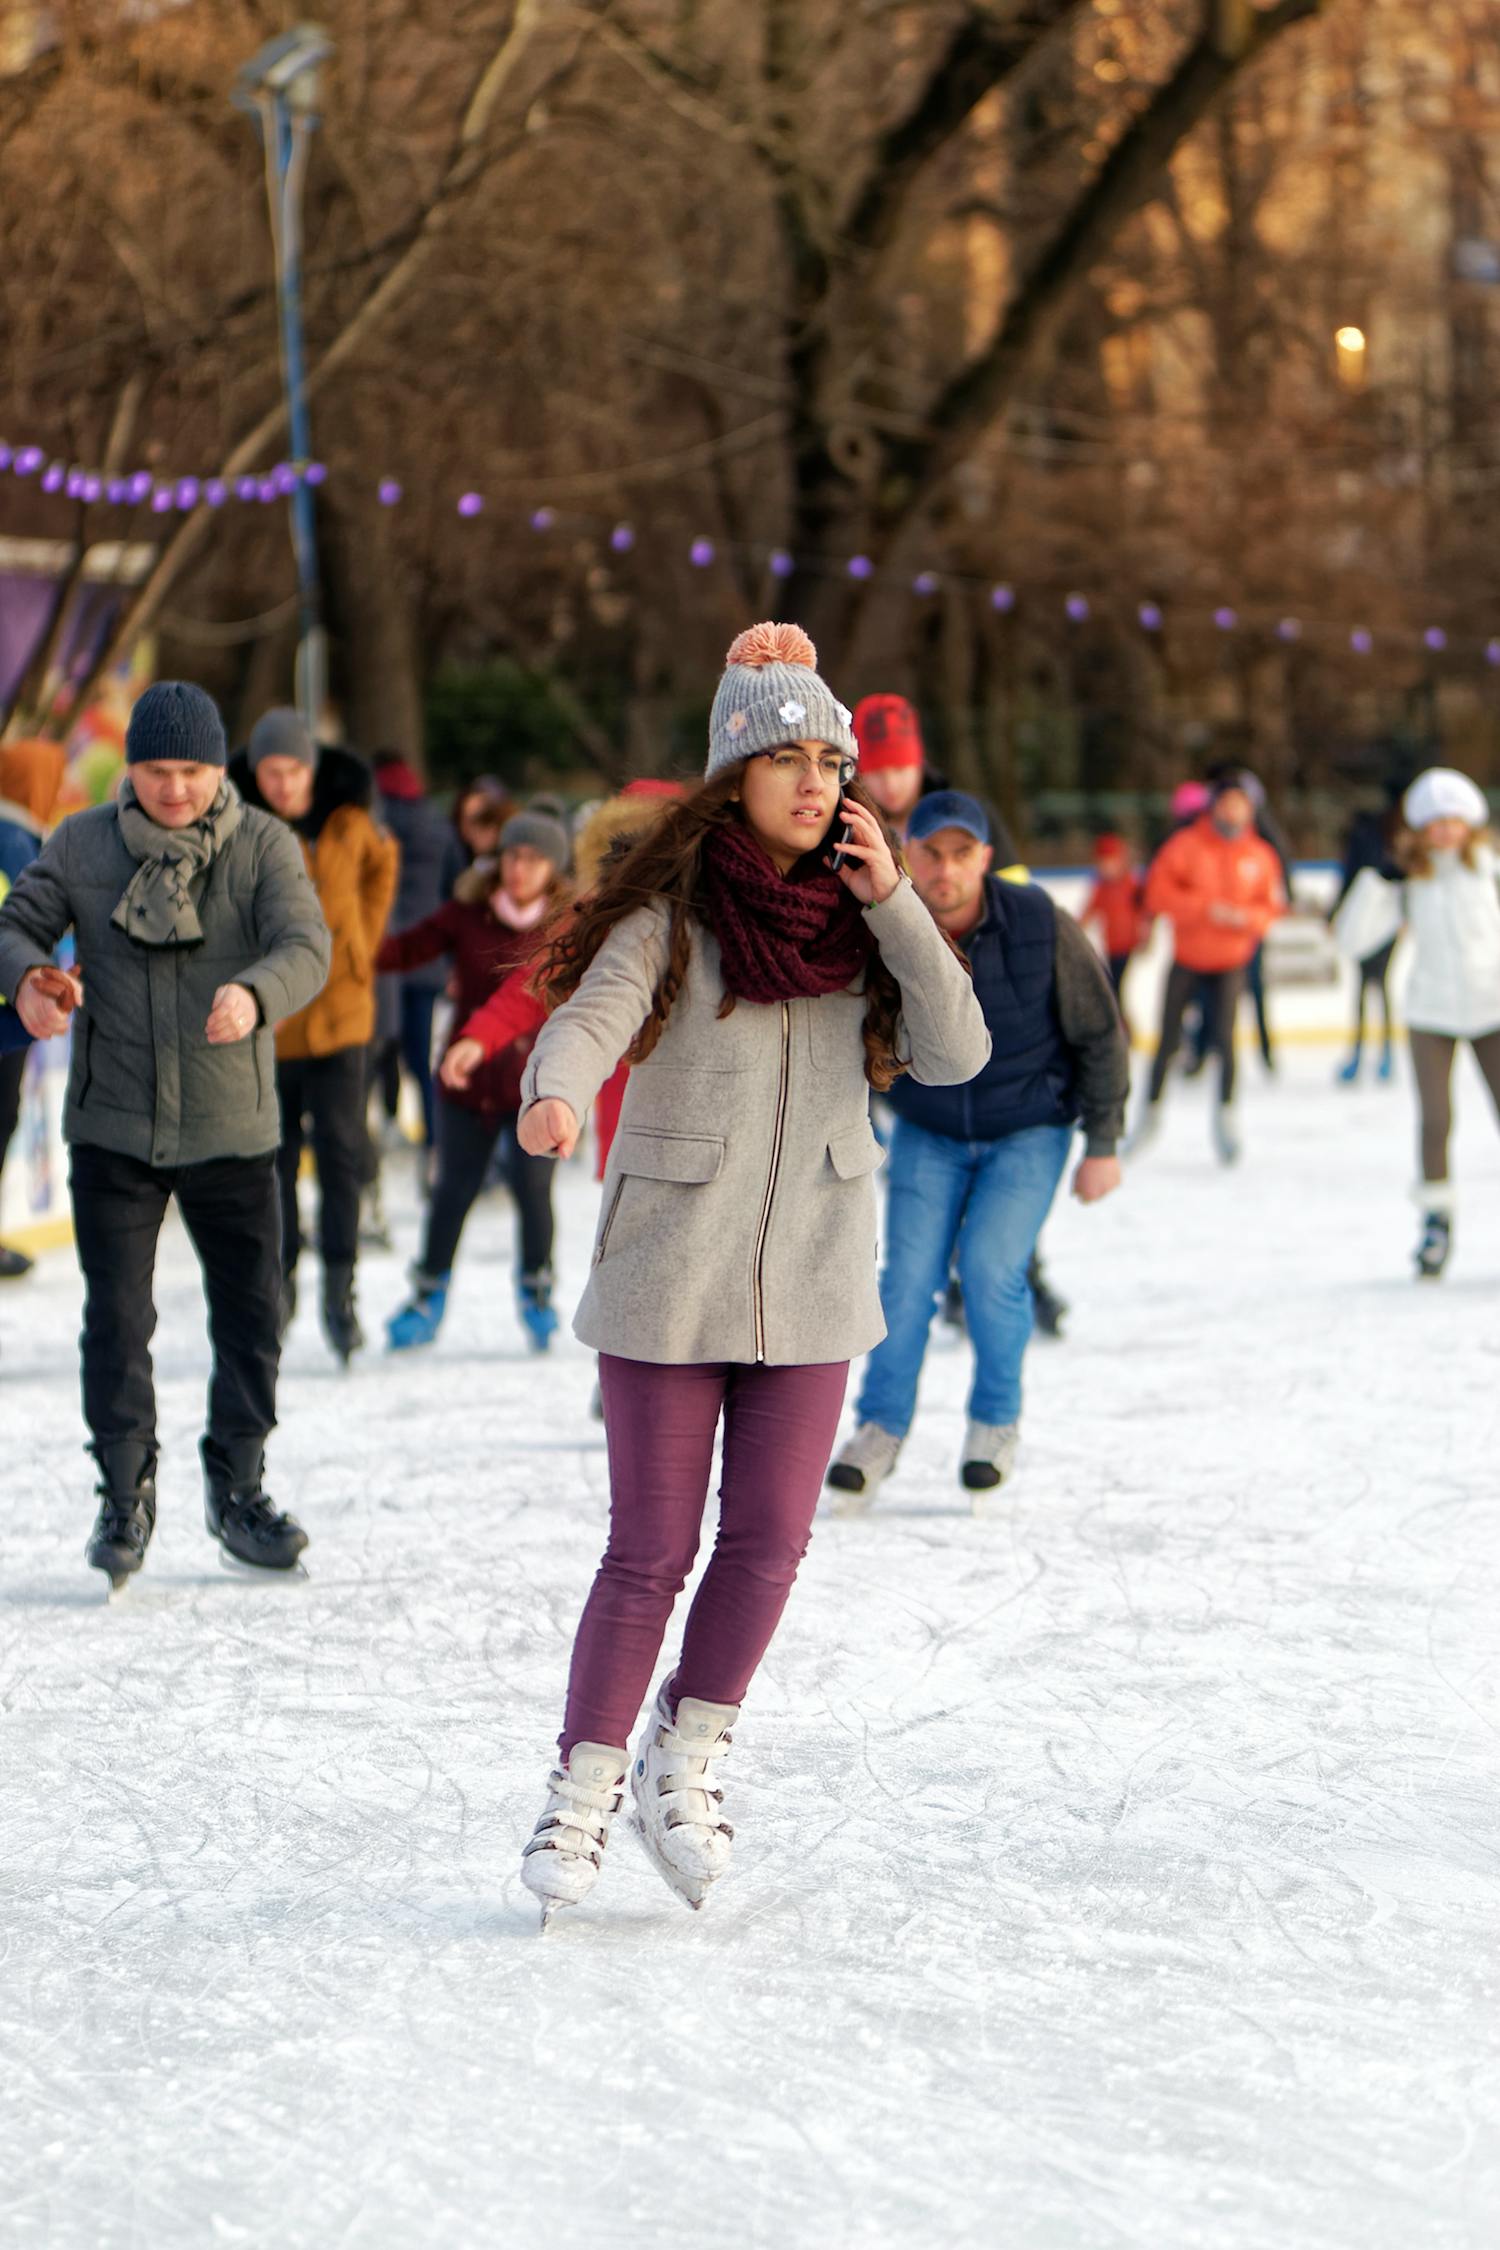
[229,713,398,1362]
[1134,774,1284,1165]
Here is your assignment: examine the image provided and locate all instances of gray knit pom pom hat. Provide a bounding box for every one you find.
[706,622,858,780]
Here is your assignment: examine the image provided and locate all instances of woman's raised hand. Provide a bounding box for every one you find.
[519,1097,580,1161]
[833,798,900,906]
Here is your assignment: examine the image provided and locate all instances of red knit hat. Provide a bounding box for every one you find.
[620,777,688,801]
[852,694,924,774]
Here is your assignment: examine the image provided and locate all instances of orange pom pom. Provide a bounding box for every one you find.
[725,621,817,671]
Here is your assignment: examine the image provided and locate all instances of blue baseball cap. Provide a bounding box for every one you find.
[907,789,989,845]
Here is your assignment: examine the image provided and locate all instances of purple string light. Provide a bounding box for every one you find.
[205,480,227,508]
[0,445,11,471]
[912,571,939,597]
[304,461,326,487]
[106,477,127,505]
[151,488,173,514]
[41,463,65,493]
[457,492,484,517]
[1424,626,1447,652]
[1350,627,1373,655]
[257,478,280,504]
[1065,592,1090,623]
[1214,606,1237,631]
[609,522,635,553]
[1277,617,1302,642]
[990,584,1015,613]
[768,549,794,579]
[1138,602,1163,631]
[689,537,715,567]
[234,475,258,503]
[81,475,102,504]
[530,507,556,532]
[378,479,403,506]
[127,470,153,504]
[65,468,87,499]
[847,554,873,580]
[13,446,44,476]
[1488,640,1500,668]
[273,463,299,496]
[176,477,201,511]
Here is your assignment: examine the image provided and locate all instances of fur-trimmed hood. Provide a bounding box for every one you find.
[573,793,678,892]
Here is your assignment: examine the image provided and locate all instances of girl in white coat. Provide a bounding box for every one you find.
[1335,767,1500,1275]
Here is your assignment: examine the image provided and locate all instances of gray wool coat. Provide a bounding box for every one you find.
[520,876,991,1366]
[0,797,331,1166]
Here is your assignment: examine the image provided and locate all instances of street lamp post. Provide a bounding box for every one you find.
[234,24,334,729]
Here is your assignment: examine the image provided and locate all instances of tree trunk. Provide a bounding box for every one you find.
[319,493,426,762]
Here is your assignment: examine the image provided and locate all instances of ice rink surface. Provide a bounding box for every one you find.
[2,1045,1497,2249]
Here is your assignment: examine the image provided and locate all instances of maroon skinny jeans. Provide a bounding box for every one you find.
[559,1354,849,1756]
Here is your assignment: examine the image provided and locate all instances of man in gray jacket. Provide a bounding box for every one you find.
[0,681,331,1587]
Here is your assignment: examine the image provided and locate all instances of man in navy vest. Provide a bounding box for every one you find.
[827,792,1128,1509]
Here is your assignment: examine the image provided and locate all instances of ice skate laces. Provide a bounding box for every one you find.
[651,1725,733,1837]
[525,1766,624,1869]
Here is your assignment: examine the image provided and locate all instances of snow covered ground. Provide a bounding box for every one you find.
[2,1045,1497,2250]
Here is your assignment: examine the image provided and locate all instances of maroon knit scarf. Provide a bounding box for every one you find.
[702,823,871,1005]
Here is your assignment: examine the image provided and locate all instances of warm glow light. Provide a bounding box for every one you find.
[1335,325,1366,353]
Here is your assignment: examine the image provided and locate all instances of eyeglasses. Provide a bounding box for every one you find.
[758,748,857,788]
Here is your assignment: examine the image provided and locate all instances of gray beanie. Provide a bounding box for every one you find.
[706,622,857,780]
[500,809,570,868]
[248,707,318,772]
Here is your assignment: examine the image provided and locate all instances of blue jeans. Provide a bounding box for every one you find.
[857,1117,1073,1439]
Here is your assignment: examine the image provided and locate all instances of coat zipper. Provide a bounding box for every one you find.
[751,1003,791,1362]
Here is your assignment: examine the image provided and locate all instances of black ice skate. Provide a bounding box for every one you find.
[203,1442,309,1573]
[320,1261,364,1365]
[1028,1252,1067,1339]
[1415,1210,1452,1281]
[85,1443,158,1593]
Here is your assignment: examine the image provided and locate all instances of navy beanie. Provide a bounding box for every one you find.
[125,681,227,768]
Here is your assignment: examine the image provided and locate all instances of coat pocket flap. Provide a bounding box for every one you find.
[827,1123,886,1179]
[615,1128,725,1184]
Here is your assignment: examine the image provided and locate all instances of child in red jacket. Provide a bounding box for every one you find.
[381,811,569,1352]
[1081,833,1146,1025]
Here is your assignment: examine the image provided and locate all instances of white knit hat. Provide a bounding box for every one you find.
[1402,767,1489,832]
[706,622,856,780]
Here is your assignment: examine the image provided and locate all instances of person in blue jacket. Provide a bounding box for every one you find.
[826,791,1128,1509]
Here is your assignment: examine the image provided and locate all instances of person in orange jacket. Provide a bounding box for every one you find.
[1133,775,1284,1164]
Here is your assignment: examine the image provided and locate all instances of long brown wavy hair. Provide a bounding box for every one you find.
[1396,821,1492,880]
[533,767,935,1091]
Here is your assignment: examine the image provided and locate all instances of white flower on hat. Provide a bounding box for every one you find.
[727,710,749,735]
[834,701,852,728]
[777,699,807,726]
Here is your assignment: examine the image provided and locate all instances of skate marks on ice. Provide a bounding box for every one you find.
[0,1057,1497,2248]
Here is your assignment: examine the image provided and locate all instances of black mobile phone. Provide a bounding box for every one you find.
[827,817,854,873]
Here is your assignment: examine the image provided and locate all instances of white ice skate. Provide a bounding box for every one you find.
[630,1684,737,1912]
[520,1741,628,1930]
[1212,1103,1242,1166]
[824,1422,902,1515]
[962,1420,1019,1508]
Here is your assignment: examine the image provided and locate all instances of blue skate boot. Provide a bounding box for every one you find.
[386,1270,450,1351]
[517,1269,558,1353]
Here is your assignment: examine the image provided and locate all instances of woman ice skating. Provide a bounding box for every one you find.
[511,623,989,1925]
[381,810,570,1352]
[1333,766,1500,1278]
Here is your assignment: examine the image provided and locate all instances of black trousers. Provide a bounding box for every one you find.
[420,1096,555,1279]
[276,1048,369,1273]
[0,1046,25,1188]
[1149,963,1246,1106]
[70,1144,281,1474]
